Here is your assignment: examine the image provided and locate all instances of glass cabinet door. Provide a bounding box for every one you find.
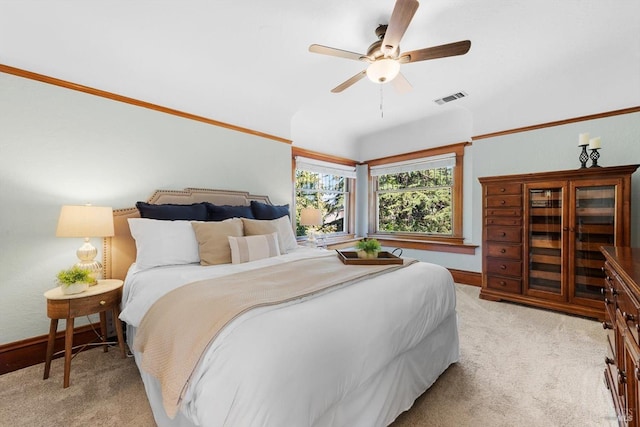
[572,184,616,301]
[527,186,564,297]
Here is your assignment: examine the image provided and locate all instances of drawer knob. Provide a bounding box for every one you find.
[100,300,106,306]
[602,321,613,330]
[501,232,506,237]
[624,312,635,322]
[605,356,614,365]
[500,248,506,254]
[500,200,506,205]
[604,298,611,305]
[500,188,506,192]
[499,281,507,286]
[500,265,507,270]
[619,369,627,385]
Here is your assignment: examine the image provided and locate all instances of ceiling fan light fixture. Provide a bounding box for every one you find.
[366,58,400,84]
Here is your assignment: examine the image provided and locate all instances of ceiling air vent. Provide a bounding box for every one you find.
[434,91,468,105]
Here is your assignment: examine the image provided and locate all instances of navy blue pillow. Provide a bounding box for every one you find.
[206,203,255,221]
[250,200,290,220]
[135,202,209,221]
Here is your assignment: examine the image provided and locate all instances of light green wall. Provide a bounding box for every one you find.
[395,112,640,273]
[0,72,292,344]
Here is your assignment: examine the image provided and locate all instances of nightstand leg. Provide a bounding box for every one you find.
[43,319,58,380]
[112,306,126,358]
[99,311,108,353]
[63,317,74,388]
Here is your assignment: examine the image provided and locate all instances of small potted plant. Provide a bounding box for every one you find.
[356,238,382,259]
[56,266,96,295]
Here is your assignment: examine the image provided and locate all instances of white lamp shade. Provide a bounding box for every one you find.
[300,208,323,227]
[366,59,401,84]
[56,205,115,238]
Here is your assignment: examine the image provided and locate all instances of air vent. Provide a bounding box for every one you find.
[434,91,468,105]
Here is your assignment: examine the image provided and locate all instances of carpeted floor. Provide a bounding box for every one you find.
[0,284,617,427]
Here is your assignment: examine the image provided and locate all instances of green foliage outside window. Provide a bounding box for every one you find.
[295,170,347,237]
[377,167,453,235]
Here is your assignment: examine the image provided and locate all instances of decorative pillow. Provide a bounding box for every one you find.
[205,203,255,221]
[250,200,290,220]
[135,202,208,221]
[228,233,280,264]
[128,218,200,270]
[241,216,298,254]
[191,218,244,265]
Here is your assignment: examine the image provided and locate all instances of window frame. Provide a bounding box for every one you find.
[292,148,357,242]
[367,142,467,244]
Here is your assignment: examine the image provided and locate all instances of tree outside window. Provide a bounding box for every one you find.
[295,170,349,237]
[376,167,453,235]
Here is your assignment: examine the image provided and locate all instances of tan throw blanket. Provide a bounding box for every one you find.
[133,253,416,418]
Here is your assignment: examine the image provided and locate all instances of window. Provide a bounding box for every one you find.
[369,143,465,241]
[294,156,356,238]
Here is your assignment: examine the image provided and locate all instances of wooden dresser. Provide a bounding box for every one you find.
[479,164,638,319]
[602,246,640,426]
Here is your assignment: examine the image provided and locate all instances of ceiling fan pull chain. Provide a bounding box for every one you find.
[380,85,384,118]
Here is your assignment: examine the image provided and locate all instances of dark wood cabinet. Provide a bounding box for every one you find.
[602,246,640,426]
[479,164,638,319]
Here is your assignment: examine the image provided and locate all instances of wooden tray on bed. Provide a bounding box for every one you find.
[337,251,403,265]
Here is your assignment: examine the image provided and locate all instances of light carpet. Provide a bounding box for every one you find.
[0,284,617,426]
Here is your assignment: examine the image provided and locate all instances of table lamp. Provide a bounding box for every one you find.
[56,204,114,281]
[300,208,323,247]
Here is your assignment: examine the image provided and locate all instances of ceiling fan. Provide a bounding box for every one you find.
[309,0,471,93]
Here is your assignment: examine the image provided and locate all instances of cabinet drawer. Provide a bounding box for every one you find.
[486,208,522,217]
[486,195,522,208]
[485,183,522,196]
[486,243,522,260]
[69,289,121,317]
[486,258,522,277]
[486,217,522,226]
[486,226,522,243]
[616,281,640,346]
[486,275,522,293]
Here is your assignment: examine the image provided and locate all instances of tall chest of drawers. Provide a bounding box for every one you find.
[483,182,523,294]
[602,246,640,426]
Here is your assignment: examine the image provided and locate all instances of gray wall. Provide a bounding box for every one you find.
[0,72,292,344]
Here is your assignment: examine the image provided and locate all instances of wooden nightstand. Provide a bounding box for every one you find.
[43,279,126,387]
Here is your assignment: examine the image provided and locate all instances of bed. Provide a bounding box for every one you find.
[103,188,459,427]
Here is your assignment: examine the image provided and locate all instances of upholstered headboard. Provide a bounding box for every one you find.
[102,188,272,280]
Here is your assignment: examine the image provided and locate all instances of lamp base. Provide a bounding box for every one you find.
[76,239,102,282]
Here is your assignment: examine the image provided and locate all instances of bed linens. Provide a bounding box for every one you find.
[120,248,459,427]
[135,253,417,418]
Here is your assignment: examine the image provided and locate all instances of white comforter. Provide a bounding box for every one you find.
[120,247,458,427]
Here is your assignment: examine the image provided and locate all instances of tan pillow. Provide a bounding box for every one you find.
[241,216,298,254]
[191,218,244,265]
[228,232,280,264]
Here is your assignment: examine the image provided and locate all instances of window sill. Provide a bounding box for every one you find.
[296,235,360,250]
[367,234,478,255]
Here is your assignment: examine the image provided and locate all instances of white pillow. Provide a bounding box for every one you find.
[241,216,298,254]
[128,218,200,270]
[228,232,281,264]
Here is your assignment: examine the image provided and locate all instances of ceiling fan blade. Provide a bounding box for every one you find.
[381,0,419,56]
[399,40,471,63]
[309,44,367,62]
[392,72,412,94]
[331,70,367,93]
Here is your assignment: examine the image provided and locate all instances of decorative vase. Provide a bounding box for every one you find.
[61,282,90,295]
[357,250,379,259]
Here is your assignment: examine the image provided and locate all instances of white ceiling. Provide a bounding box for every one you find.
[1,0,638,161]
